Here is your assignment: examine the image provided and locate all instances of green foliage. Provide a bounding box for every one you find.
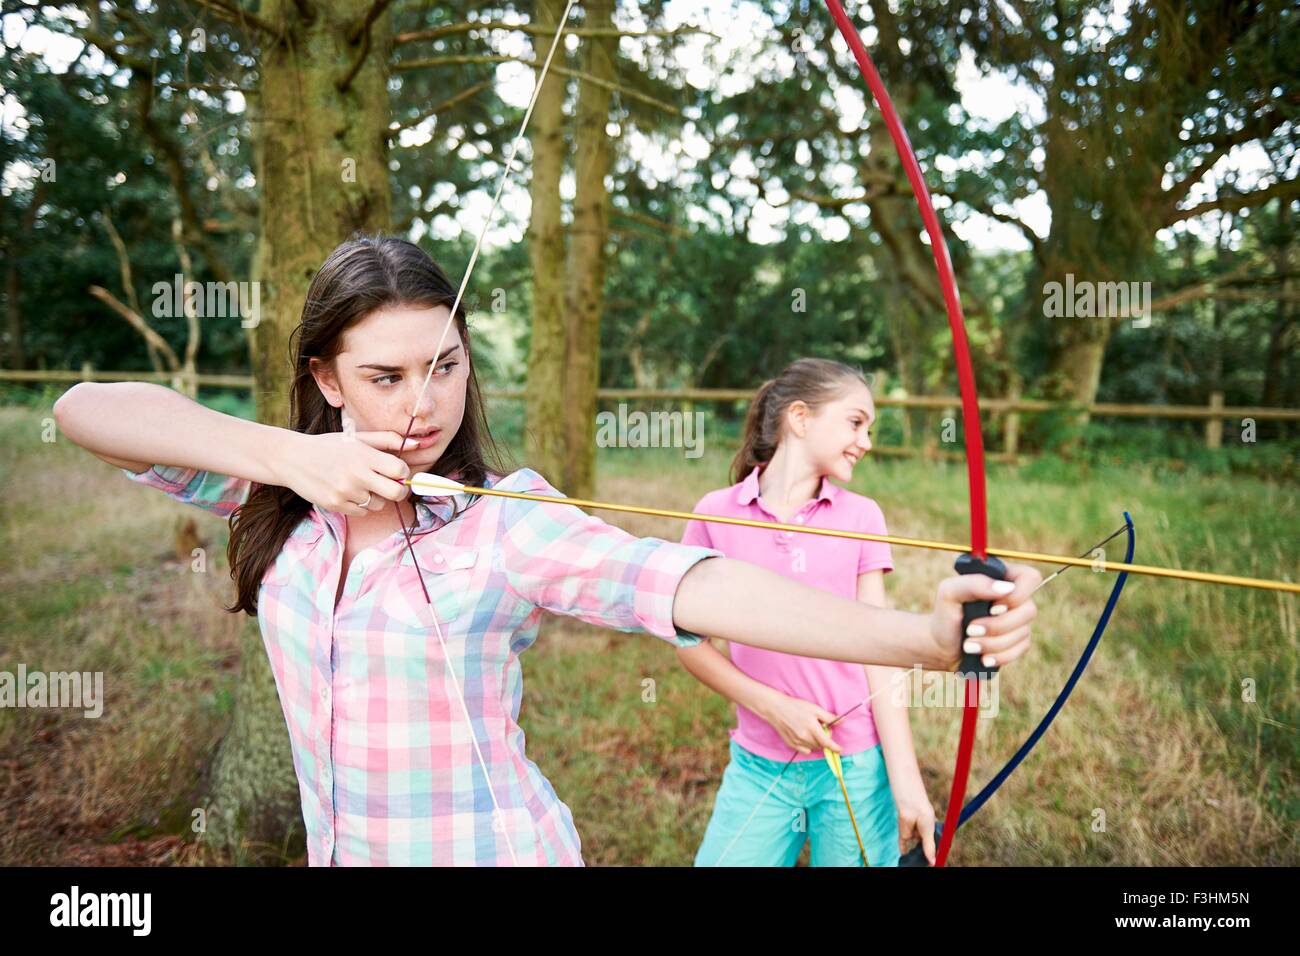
[2,1,1295,468]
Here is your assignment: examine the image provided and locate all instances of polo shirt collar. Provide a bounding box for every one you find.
[735,464,840,507]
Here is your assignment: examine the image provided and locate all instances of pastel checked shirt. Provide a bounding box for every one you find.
[122,463,722,866]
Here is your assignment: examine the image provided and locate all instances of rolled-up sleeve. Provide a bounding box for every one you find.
[120,464,250,518]
[496,468,722,647]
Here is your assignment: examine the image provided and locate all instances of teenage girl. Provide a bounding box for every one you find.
[683,359,936,867]
[53,235,1040,866]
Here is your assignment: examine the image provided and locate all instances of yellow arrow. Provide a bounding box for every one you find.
[404,475,1299,595]
[823,728,869,867]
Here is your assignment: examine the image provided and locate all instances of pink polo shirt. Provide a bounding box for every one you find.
[681,465,894,761]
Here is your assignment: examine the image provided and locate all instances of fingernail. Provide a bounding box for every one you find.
[990,604,1007,616]
[963,640,981,654]
[966,624,987,637]
[992,581,1015,595]
[982,654,997,667]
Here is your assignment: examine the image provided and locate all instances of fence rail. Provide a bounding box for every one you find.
[3,368,1295,454]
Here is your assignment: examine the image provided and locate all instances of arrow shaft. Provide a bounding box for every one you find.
[406,479,1298,594]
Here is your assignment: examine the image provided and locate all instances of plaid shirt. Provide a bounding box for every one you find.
[122,463,721,866]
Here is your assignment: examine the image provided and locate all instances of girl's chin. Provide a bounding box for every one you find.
[402,450,438,466]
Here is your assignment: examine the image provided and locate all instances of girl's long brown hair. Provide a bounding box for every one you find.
[226,234,511,615]
[730,358,871,485]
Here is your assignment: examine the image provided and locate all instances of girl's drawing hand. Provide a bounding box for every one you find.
[757,694,842,755]
[928,563,1042,670]
[891,776,937,865]
[275,430,415,517]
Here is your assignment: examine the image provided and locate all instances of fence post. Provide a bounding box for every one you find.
[1205,391,1224,449]
[80,361,93,382]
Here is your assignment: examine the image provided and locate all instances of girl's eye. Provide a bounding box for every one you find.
[372,360,456,387]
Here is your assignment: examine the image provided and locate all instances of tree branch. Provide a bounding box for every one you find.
[88,286,182,370]
[609,207,690,239]
[338,0,393,92]
[387,79,491,136]
[933,189,1046,267]
[1164,178,1300,227]
[1164,102,1299,210]
[156,80,254,95]
[184,0,281,39]
[99,210,143,319]
[1148,258,1256,312]
[393,54,680,115]
[394,21,716,45]
[171,218,202,373]
[131,77,236,284]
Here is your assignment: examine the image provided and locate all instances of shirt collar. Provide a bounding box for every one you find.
[735,464,840,507]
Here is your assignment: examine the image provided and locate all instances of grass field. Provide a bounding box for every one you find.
[1,396,1295,866]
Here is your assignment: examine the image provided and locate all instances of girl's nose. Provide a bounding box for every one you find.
[406,385,436,419]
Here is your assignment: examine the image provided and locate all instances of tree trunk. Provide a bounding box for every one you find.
[1046,312,1111,406]
[523,0,570,488]
[206,0,393,863]
[562,0,615,499]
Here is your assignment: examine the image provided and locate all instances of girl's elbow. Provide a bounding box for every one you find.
[53,383,91,434]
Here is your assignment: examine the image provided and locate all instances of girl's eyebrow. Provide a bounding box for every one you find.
[357,343,461,372]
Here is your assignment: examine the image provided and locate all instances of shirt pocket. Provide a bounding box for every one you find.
[381,542,478,631]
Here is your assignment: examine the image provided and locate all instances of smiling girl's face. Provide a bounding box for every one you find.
[795,380,875,483]
[310,303,467,470]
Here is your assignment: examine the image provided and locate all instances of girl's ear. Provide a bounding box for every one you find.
[308,357,343,408]
[785,399,810,438]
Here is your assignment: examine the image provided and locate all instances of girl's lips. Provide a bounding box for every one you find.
[409,429,441,448]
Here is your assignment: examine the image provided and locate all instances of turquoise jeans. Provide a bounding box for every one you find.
[694,739,900,867]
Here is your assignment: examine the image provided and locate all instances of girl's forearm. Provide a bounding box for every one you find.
[676,641,786,717]
[674,557,947,670]
[53,381,293,485]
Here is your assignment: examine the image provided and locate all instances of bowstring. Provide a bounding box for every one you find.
[390,0,579,866]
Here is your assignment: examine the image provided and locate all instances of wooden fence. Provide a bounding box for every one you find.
[3,367,1296,457]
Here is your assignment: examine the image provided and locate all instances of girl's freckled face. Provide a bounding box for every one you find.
[323,304,470,468]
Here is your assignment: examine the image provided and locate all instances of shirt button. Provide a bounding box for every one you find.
[434,554,444,564]
[320,687,329,703]
[795,515,805,523]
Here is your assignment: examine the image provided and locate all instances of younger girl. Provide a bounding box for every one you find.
[683,359,934,867]
[54,236,1038,866]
